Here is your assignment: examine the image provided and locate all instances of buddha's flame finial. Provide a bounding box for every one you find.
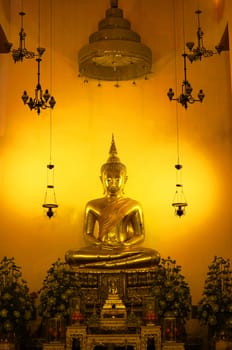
[111,0,118,8]
[109,134,117,157]
[106,134,120,163]
[101,135,126,173]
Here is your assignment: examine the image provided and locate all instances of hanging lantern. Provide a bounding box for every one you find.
[172,187,188,217]
[172,164,188,217]
[42,163,58,218]
[41,1,58,218]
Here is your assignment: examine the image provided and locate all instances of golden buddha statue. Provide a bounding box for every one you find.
[65,136,160,269]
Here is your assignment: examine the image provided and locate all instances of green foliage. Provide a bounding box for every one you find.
[153,256,192,324]
[0,256,34,340]
[197,256,232,331]
[38,258,80,323]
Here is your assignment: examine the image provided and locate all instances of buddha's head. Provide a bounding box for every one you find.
[100,136,128,196]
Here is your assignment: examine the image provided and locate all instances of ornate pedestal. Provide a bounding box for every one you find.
[66,325,161,350]
[71,266,159,321]
[65,266,162,350]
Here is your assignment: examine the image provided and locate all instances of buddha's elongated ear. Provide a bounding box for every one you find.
[121,174,128,194]
[100,175,106,194]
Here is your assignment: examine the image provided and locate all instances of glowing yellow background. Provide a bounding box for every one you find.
[0,0,231,307]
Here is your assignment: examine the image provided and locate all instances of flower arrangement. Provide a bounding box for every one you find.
[152,256,192,340]
[197,256,232,337]
[0,256,34,341]
[38,258,81,324]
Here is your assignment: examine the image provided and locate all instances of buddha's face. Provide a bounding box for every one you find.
[101,168,127,196]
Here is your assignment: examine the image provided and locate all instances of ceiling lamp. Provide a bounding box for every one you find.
[21,48,56,115]
[167,52,205,109]
[186,9,222,63]
[21,0,56,115]
[11,10,35,63]
[78,0,152,81]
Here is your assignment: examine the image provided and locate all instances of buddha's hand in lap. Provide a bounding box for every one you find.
[101,232,120,245]
[98,234,123,251]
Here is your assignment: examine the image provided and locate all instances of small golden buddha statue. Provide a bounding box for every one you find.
[65,136,160,269]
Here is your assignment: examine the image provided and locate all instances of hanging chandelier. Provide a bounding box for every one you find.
[186,9,222,63]
[167,52,205,109]
[21,47,56,115]
[78,0,152,82]
[11,11,35,63]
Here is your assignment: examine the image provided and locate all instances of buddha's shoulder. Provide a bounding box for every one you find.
[85,197,141,208]
[122,197,140,204]
[85,197,106,208]
[122,197,142,208]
